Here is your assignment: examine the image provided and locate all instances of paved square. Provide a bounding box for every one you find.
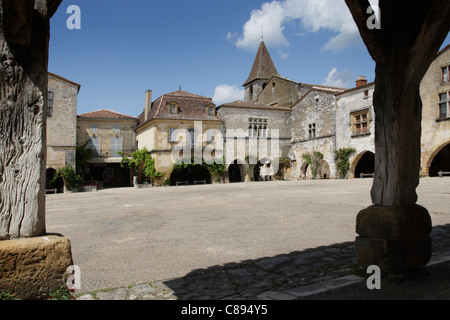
[46,178,450,293]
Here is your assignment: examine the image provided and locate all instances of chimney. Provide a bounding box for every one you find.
[356,76,368,87]
[145,90,152,121]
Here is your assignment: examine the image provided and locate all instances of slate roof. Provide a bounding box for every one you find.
[78,109,138,120]
[243,41,279,86]
[136,90,222,129]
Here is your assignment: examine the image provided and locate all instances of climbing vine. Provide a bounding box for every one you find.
[335,148,356,179]
[120,147,162,183]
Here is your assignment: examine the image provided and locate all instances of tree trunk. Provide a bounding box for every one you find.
[0,0,62,239]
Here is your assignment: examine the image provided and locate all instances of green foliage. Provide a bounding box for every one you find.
[120,148,162,182]
[0,292,20,300]
[208,157,226,176]
[47,285,76,300]
[302,151,324,179]
[53,166,82,191]
[335,148,356,179]
[75,141,93,179]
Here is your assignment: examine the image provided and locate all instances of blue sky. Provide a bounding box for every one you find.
[49,0,450,117]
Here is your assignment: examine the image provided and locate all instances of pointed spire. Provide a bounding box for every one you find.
[243,41,279,86]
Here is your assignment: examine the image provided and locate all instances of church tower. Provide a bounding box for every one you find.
[243,40,279,103]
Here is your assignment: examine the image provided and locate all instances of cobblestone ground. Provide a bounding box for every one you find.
[77,224,450,300]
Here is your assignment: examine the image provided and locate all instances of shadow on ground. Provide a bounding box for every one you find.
[163,224,450,300]
[163,240,360,300]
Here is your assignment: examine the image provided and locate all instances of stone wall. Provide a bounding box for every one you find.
[335,84,376,178]
[256,75,311,108]
[218,105,292,163]
[290,89,338,179]
[46,74,79,170]
[420,46,450,176]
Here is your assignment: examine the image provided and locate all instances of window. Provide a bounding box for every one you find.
[168,102,178,115]
[47,91,54,117]
[187,128,197,147]
[351,110,370,135]
[91,124,98,134]
[442,66,449,84]
[110,137,123,157]
[248,118,268,138]
[208,106,215,116]
[249,86,253,101]
[88,137,100,156]
[168,128,177,143]
[206,129,215,144]
[308,123,316,139]
[439,92,449,119]
[364,90,370,99]
[113,124,120,134]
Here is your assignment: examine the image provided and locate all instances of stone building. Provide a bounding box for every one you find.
[135,89,223,185]
[420,43,450,177]
[218,40,346,181]
[77,109,138,188]
[334,44,450,179]
[290,87,345,179]
[335,78,376,179]
[217,100,291,182]
[46,72,80,192]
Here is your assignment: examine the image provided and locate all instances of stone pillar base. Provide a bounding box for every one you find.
[0,235,73,300]
[355,205,432,274]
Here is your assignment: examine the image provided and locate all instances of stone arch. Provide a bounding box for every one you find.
[228,159,246,183]
[318,160,331,179]
[46,168,64,193]
[427,141,450,177]
[254,157,272,181]
[300,161,311,179]
[351,151,375,179]
[170,164,211,186]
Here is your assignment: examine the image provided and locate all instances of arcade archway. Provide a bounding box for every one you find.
[428,142,450,177]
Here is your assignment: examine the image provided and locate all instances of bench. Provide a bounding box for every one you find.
[194,180,207,185]
[360,173,374,179]
[439,171,450,178]
[46,189,57,194]
[176,181,188,186]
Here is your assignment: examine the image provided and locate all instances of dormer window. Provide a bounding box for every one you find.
[168,102,179,115]
[206,104,216,116]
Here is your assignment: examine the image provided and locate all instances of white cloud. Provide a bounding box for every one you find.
[212,85,245,106]
[323,67,354,88]
[236,1,289,51]
[233,0,371,52]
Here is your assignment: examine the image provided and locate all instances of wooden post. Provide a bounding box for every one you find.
[0,0,62,239]
[345,0,450,274]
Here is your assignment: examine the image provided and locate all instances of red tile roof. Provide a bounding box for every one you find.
[137,90,223,129]
[78,109,138,120]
